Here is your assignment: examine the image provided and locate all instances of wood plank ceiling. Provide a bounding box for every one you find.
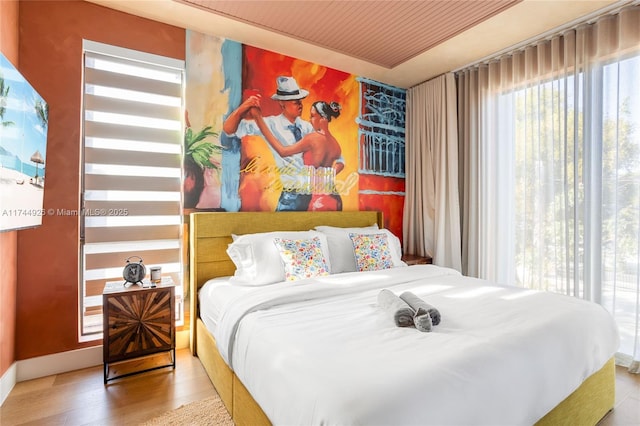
[174,0,522,69]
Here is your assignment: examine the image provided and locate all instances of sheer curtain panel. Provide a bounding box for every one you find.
[458,6,640,373]
[404,73,462,271]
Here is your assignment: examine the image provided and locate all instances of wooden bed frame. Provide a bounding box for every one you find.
[189,211,615,426]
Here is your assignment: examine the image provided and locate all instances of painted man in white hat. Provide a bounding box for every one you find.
[223,76,342,211]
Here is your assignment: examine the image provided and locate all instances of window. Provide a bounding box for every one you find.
[80,40,184,340]
[458,7,640,370]
[501,48,640,364]
[356,77,405,177]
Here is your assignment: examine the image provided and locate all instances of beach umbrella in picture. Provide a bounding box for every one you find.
[30,150,44,180]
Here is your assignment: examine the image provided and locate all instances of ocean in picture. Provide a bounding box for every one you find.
[0,52,49,231]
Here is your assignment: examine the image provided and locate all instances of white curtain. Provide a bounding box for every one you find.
[404,73,462,271]
[458,6,640,373]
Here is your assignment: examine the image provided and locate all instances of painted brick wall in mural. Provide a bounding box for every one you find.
[184,31,406,233]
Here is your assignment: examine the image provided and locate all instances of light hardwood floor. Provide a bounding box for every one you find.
[0,349,217,425]
[1,350,639,425]
[599,365,640,425]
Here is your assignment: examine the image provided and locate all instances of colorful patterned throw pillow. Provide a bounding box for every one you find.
[349,233,393,271]
[273,237,330,281]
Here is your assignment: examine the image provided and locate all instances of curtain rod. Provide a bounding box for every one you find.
[452,0,638,73]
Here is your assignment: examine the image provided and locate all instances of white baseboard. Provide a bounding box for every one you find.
[0,362,17,406]
[15,330,190,383]
[17,345,103,382]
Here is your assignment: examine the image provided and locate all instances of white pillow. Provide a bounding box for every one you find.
[315,225,406,273]
[314,225,378,273]
[226,231,331,286]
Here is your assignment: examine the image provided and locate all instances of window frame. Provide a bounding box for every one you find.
[78,40,185,342]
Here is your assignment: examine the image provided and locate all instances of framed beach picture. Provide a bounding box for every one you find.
[0,52,49,232]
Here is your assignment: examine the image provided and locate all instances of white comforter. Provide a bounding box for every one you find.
[212,265,619,426]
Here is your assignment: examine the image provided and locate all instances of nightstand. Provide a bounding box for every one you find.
[102,280,176,383]
[401,254,433,265]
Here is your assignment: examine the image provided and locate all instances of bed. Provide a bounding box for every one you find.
[189,211,618,426]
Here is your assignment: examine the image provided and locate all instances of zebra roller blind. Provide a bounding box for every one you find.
[80,40,184,339]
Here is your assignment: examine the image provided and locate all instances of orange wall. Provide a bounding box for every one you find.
[358,174,405,238]
[12,0,406,362]
[0,0,20,379]
[15,0,185,359]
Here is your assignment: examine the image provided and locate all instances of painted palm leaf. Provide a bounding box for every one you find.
[184,125,222,170]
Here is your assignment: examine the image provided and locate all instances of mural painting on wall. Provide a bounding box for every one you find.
[185,30,405,218]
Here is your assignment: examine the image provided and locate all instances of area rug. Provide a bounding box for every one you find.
[140,396,234,426]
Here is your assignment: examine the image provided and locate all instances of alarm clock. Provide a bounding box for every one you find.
[123,256,146,286]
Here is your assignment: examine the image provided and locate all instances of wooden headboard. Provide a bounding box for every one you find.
[188,211,383,350]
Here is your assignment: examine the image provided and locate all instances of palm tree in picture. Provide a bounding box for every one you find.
[1,76,15,180]
[0,76,14,128]
[31,100,49,186]
[34,99,48,130]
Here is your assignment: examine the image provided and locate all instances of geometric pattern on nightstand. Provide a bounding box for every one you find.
[106,290,173,360]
